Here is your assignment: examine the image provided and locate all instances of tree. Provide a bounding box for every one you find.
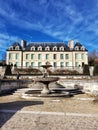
[88,50,98,66]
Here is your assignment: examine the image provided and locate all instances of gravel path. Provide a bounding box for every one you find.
[1,110,98,130]
[0,94,98,130]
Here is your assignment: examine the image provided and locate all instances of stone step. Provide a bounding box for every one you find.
[13,88,38,97]
[12,88,28,96]
[14,88,31,93]
[12,93,21,96]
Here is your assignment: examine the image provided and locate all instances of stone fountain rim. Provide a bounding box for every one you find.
[35,77,59,82]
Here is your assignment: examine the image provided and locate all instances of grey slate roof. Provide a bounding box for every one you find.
[25,42,69,51]
[7,42,22,50]
[74,42,87,51]
[7,41,87,51]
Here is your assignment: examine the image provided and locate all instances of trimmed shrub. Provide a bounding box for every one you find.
[53,69,79,75]
[93,65,98,75]
[83,64,90,75]
[5,65,12,75]
[14,68,42,74]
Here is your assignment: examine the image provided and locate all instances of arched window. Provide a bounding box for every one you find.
[75,46,79,50]
[45,46,50,51]
[81,46,85,51]
[15,46,20,50]
[9,46,13,50]
[53,46,57,51]
[31,46,35,51]
[38,46,42,51]
[59,46,64,51]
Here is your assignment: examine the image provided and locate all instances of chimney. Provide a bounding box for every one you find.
[21,40,27,49]
[68,40,74,50]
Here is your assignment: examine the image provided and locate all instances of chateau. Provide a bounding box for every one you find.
[6,40,88,68]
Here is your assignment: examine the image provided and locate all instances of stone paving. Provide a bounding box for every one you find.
[0,94,98,130]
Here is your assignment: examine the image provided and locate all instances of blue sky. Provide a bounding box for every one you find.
[0,0,98,59]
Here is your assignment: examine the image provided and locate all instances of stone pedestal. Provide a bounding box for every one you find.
[41,84,51,94]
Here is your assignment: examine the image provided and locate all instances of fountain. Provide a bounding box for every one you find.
[23,62,71,98]
[35,62,59,95]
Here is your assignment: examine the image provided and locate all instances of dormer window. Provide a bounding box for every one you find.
[38,46,42,51]
[81,46,85,51]
[75,46,79,51]
[45,46,50,51]
[15,46,20,50]
[9,46,13,50]
[53,46,57,51]
[31,46,35,51]
[59,46,64,51]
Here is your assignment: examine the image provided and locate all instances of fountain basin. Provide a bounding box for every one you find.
[35,77,59,84]
[24,88,71,98]
[34,77,59,94]
[41,64,52,69]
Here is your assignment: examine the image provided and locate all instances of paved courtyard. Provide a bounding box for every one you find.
[0,94,98,130]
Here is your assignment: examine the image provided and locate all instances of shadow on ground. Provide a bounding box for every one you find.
[0,100,44,128]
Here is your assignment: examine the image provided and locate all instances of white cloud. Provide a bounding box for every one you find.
[0,0,98,53]
[0,33,20,50]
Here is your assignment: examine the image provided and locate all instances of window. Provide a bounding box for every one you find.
[26,54,29,59]
[38,62,41,67]
[53,62,57,67]
[53,46,57,51]
[9,46,13,50]
[60,54,64,59]
[38,54,42,59]
[31,54,34,59]
[59,46,64,51]
[66,62,69,67]
[31,46,35,51]
[16,53,19,59]
[31,62,35,67]
[81,54,84,60]
[65,54,69,59]
[75,62,79,67]
[81,46,85,50]
[53,54,56,59]
[15,62,19,67]
[46,54,49,59]
[60,62,64,67]
[45,46,50,51]
[75,46,79,50]
[38,46,42,51]
[9,53,13,60]
[26,62,29,67]
[15,46,19,50]
[75,53,78,59]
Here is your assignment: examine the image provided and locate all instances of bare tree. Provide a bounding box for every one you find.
[88,50,98,66]
[89,50,98,59]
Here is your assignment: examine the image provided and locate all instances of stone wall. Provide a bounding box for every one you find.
[0,79,28,94]
[0,66,6,77]
[57,79,98,96]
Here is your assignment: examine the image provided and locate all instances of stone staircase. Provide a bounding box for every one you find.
[13,88,33,97]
